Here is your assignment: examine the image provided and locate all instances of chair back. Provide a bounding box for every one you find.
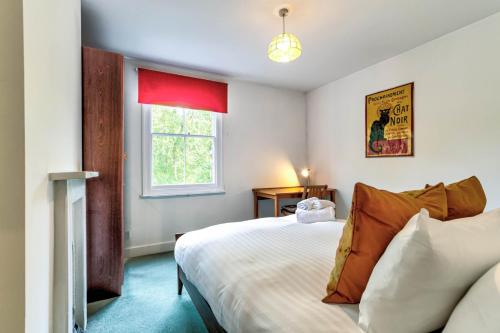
[302,185,328,200]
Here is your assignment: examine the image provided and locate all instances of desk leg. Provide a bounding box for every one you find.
[274,197,281,217]
[253,194,259,218]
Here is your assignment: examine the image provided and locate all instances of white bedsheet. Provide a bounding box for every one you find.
[175,215,363,333]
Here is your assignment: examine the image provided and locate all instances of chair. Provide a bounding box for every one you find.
[281,185,329,216]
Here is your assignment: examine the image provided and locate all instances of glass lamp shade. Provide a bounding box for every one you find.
[267,33,302,63]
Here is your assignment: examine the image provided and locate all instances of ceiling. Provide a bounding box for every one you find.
[82,0,500,91]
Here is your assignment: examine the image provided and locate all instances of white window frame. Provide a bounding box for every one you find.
[141,104,224,197]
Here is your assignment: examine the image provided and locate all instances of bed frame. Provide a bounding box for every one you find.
[176,233,226,333]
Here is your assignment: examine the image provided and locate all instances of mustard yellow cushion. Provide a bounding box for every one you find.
[323,182,448,304]
[428,176,486,221]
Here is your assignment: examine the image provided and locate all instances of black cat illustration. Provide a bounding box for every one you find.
[369,107,391,153]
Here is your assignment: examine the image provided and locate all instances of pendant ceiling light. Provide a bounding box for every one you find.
[268,8,302,63]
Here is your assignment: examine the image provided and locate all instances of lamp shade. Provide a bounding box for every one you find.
[268,33,302,63]
[301,168,310,178]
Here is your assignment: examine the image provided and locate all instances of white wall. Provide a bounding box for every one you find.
[307,13,500,219]
[23,0,82,331]
[0,0,25,331]
[124,59,307,256]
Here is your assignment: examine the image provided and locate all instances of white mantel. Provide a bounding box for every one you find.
[49,171,98,181]
[50,171,98,333]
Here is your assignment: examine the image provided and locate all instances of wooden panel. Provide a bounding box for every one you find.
[83,47,124,302]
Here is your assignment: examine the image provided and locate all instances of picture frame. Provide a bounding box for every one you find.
[365,82,414,158]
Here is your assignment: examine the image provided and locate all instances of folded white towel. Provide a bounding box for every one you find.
[312,199,335,210]
[296,206,335,224]
[297,197,335,211]
[297,197,317,210]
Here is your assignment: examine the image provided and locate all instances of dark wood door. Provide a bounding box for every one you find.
[83,46,124,302]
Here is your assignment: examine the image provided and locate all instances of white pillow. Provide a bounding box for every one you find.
[443,262,500,333]
[359,208,500,333]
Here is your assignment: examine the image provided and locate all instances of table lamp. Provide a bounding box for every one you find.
[301,168,310,186]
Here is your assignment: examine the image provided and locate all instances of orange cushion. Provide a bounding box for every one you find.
[323,182,448,304]
[429,176,486,221]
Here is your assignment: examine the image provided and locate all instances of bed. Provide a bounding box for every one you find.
[174,215,363,333]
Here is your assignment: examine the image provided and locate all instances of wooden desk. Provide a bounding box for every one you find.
[252,186,336,218]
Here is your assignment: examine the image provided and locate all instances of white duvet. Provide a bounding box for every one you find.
[175,215,363,333]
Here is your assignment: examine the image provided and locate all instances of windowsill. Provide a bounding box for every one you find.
[140,188,225,199]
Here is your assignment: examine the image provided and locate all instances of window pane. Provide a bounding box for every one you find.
[152,105,184,134]
[152,136,185,185]
[186,137,214,184]
[185,109,213,136]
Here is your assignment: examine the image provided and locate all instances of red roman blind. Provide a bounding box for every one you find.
[138,68,228,113]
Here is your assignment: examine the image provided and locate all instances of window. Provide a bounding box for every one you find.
[142,105,223,197]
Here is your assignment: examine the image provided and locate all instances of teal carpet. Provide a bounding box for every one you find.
[87,252,207,333]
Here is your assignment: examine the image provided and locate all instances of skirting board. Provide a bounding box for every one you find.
[125,240,176,258]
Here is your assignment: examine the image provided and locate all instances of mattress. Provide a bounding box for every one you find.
[175,215,363,333]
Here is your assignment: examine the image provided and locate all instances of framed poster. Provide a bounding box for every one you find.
[365,82,414,157]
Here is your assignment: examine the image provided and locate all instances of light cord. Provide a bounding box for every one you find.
[282,13,285,34]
